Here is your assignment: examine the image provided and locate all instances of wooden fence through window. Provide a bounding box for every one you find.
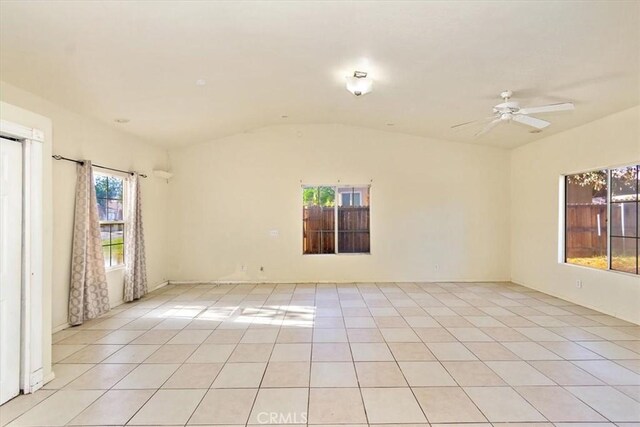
[303,203,606,257]
[303,206,370,254]
[566,203,607,258]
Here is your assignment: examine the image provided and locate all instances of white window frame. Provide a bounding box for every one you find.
[561,162,639,276]
[94,171,127,269]
[302,184,371,255]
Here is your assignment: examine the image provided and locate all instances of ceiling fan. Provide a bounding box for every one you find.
[452,90,575,137]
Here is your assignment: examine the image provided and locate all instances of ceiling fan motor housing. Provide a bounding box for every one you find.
[493,101,520,114]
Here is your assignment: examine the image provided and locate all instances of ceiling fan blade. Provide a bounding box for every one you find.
[513,114,551,129]
[519,102,574,115]
[451,116,497,129]
[475,118,502,137]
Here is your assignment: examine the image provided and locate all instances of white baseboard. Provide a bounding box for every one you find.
[112,281,169,306]
[52,322,70,333]
[511,278,639,326]
[44,371,55,384]
[149,280,170,292]
[111,299,124,308]
[24,370,56,392]
[167,279,511,285]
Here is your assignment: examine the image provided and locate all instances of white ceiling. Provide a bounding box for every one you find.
[1,1,638,149]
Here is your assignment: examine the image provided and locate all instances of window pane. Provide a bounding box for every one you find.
[611,165,638,202]
[94,175,108,200]
[611,202,637,237]
[302,186,335,207]
[565,171,607,269]
[338,188,367,207]
[107,200,124,221]
[610,165,639,275]
[102,245,111,267]
[303,186,335,254]
[100,224,111,246]
[97,198,108,221]
[111,223,124,245]
[303,187,318,207]
[107,176,123,200]
[611,237,638,274]
[95,174,124,220]
[111,244,124,266]
[338,187,370,253]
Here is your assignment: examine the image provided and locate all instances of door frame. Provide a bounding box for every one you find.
[0,119,45,394]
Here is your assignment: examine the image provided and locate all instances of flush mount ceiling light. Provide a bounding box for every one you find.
[195,79,206,86]
[345,71,373,96]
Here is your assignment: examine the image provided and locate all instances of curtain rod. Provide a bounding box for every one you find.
[52,155,148,178]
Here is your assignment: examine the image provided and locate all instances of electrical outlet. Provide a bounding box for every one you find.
[576,280,583,289]
[434,264,439,271]
[260,266,264,272]
[241,264,247,272]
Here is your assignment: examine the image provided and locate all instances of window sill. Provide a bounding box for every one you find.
[105,265,125,272]
[303,253,372,256]
[561,262,638,278]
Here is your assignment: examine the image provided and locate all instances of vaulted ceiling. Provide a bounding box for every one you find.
[1,1,638,148]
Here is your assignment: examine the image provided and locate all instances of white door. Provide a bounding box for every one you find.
[0,137,22,405]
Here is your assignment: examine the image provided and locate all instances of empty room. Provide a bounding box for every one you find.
[0,0,639,426]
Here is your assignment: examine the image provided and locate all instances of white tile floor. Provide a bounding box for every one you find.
[2,281,640,427]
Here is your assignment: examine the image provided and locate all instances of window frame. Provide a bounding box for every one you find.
[562,162,639,276]
[609,164,639,274]
[94,170,127,269]
[302,184,371,256]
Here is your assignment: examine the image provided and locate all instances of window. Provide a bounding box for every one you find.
[95,172,125,267]
[565,164,639,274]
[565,170,608,269]
[610,165,638,274]
[302,186,370,254]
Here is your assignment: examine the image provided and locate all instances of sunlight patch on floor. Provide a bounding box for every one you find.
[158,304,316,327]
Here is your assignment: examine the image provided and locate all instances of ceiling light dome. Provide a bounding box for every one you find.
[346,71,372,96]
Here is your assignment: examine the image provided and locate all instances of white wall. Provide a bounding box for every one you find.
[167,124,511,283]
[511,106,640,324]
[0,100,54,384]
[0,81,171,332]
[3,79,637,345]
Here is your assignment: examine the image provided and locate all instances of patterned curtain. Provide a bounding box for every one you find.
[68,161,110,325]
[124,173,147,301]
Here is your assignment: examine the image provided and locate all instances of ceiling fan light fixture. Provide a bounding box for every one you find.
[346,71,373,96]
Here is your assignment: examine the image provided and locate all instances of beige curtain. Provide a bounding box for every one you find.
[68,161,110,325]
[124,173,147,301]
